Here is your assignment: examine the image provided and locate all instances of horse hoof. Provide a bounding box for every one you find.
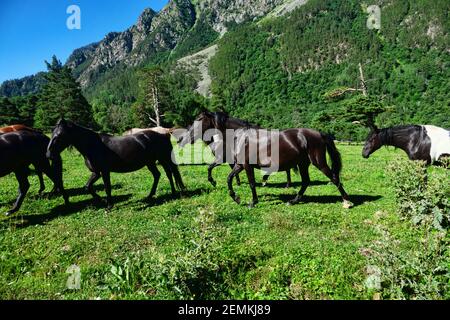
[234,196,241,204]
[342,200,353,209]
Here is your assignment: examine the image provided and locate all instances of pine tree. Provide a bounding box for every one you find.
[0,97,20,126]
[34,56,95,129]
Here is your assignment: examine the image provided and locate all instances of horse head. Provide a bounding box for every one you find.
[47,118,73,159]
[362,124,381,158]
[177,111,227,147]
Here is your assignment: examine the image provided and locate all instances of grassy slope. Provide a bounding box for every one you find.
[0,144,438,299]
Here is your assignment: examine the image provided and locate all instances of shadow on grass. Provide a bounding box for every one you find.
[0,184,124,207]
[64,183,124,197]
[142,187,211,207]
[257,181,330,188]
[3,194,132,229]
[263,194,382,207]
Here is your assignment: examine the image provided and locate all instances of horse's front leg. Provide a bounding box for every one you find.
[36,169,45,195]
[227,164,244,204]
[6,169,30,216]
[85,172,101,200]
[289,162,310,205]
[244,164,258,208]
[146,163,160,199]
[101,171,113,210]
[229,164,241,186]
[208,161,221,187]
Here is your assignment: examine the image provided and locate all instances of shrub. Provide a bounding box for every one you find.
[387,159,450,230]
[363,225,449,300]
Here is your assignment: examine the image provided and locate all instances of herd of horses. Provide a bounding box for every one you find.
[1,112,449,216]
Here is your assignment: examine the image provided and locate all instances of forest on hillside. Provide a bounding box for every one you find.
[1,0,449,140]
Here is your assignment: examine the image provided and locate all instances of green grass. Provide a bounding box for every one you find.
[0,144,444,299]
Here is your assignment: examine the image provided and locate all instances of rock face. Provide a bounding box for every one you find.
[66,1,197,86]
[178,44,218,97]
[66,0,292,87]
[198,0,286,35]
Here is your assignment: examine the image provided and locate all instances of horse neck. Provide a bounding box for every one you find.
[69,124,101,155]
[379,127,414,154]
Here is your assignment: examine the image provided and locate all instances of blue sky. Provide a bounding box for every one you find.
[0,0,169,83]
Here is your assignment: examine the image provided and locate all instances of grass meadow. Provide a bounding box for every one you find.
[0,143,447,299]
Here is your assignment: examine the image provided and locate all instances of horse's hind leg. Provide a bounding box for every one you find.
[6,169,30,216]
[228,164,244,204]
[286,169,292,188]
[162,162,177,196]
[289,161,310,205]
[262,173,269,187]
[147,163,161,199]
[315,162,352,208]
[85,172,101,200]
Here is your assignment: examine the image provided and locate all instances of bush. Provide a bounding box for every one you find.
[387,159,450,230]
[363,225,449,300]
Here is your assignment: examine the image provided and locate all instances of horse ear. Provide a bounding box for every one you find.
[367,115,379,133]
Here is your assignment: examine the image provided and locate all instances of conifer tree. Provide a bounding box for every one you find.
[34,56,95,129]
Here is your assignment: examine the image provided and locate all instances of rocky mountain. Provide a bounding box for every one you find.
[1,0,301,96]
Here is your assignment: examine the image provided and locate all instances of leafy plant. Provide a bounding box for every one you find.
[387,159,450,230]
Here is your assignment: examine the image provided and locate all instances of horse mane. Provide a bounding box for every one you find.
[379,125,423,145]
[210,112,254,130]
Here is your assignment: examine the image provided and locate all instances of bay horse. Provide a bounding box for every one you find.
[362,125,450,164]
[178,112,292,188]
[180,112,352,208]
[0,124,37,133]
[1,124,46,194]
[0,130,68,216]
[47,119,185,209]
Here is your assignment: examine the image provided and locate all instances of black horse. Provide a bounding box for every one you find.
[362,124,450,164]
[0,125,47,194]
[180,112,352,208]
[178,111,292,187]
[0,130,68,216]
[47,119,185,209]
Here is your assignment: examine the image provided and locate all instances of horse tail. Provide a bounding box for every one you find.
[170,162,186,191]
[321,133,342,176]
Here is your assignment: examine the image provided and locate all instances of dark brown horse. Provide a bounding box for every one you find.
[0,125,46,194]
[47,119,185,209]
[0,130,68,216]
[180,112,352,208]
[0,124,37,133]
[178,112,292,188]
